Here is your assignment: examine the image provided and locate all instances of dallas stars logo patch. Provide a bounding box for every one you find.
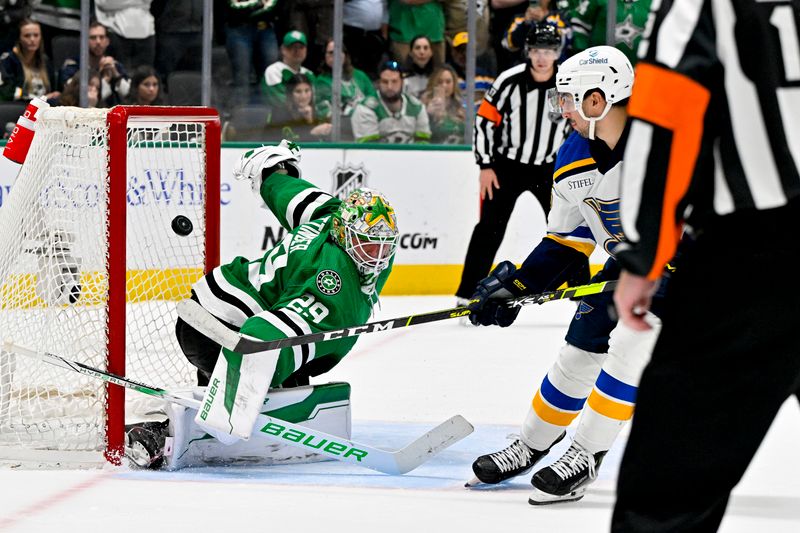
[316,270,342,295]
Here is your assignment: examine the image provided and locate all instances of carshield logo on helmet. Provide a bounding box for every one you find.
[580,50,608,65]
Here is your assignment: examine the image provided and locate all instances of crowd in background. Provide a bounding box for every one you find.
[0,0,650,144]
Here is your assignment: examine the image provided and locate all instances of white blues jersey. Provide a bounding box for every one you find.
[545,130,626,257]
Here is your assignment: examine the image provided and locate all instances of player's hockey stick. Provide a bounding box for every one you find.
[5,341,473,475]
[177,279,618,355]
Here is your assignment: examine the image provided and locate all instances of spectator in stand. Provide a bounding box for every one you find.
[1,0,31,55]
[224,0,281,105]
[489,0,528,72]
[287,0,333,73]
[402,35,435,100]
[442,0,491,59]
[314,39,377,127]
[448,32,495,107]
[266,73,331,142]
[29,0,79,59]
[152,0,203,85]
[388,0,445,66]
[94,0,156,70]
[125,65,163,105]
[59,22,130,107]
[262,30,315,108]
[124,66,169,143]
[351,60,431,144]
[503,0,571,64]
[420,65,465,144]
[342,0,388,79]
[0,19,59,102]
[58,72,100,107]
[569,0,651,65]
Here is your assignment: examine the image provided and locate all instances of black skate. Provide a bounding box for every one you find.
[466,432,565,487]
[125,420,170,469]
[528,441,606,505]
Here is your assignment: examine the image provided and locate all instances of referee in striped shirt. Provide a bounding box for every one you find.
[455,22,570,302]
[611,0,800,530]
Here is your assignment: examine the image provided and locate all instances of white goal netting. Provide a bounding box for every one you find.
[0,107,218,464]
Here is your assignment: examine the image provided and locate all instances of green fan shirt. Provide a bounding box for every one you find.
[569,0,652,65]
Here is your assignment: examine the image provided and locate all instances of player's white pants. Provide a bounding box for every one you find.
[521,344,605,451]
[574,314,661,453]
[521,313,661,453]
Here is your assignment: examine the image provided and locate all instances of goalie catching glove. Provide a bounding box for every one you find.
[233,139,302,195]
[468,261,525,327]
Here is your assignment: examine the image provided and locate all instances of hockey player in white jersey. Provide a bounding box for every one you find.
[466,46,669,504]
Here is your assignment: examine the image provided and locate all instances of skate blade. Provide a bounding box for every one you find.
[528,486,586,505]
[464,476,484,488]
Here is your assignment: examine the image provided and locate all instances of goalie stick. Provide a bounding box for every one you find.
[177,280,618,354]
[5,341,473,475]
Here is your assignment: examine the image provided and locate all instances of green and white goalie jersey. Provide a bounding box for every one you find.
[191,172,393,386]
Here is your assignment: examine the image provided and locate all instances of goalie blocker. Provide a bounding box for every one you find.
[126,382,352,470]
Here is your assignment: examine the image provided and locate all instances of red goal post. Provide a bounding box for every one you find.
[0,106,220,466]
[105,106,220,463]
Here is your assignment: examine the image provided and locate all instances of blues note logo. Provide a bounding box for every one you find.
[574,301,594,320]
[584,198,623,254]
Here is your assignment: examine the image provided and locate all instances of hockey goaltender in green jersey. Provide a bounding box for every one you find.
[125,141,399,467]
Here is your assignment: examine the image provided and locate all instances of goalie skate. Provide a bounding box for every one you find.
[528,441,606,505]
[125,420,170,469]
[466,432,564,487]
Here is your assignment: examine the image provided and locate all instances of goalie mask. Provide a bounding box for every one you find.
[546,46,633,139]
[331,188,399,277]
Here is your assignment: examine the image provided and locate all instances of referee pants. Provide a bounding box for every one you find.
[612,201,800,532]
[455,158,553,299]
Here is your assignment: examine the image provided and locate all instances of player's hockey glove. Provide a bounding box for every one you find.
[468,261,523,327]
[232,139,302,195]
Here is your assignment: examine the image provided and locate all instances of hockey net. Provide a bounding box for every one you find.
[0,106,220,466]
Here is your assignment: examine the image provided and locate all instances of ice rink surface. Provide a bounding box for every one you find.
[2,296,799,532]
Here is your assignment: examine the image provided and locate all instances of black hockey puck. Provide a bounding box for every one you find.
[171,215,194,236]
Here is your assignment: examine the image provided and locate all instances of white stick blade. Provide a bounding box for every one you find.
[393,415,474,475]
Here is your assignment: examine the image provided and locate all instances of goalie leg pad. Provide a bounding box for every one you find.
[194,346,279,443]
[166,382,352,470]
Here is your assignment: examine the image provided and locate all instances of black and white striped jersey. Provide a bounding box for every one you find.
[617,0,800,279]
[474,62,569,168]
